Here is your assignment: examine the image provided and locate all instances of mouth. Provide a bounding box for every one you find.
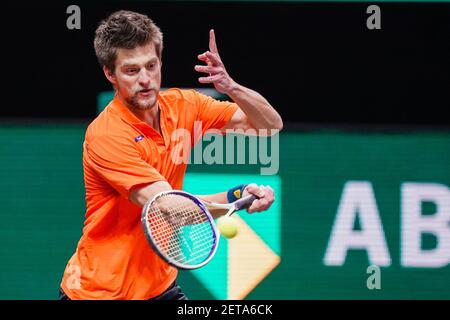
[138,88,153,97]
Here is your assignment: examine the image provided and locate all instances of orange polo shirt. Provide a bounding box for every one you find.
[60,88,238,300]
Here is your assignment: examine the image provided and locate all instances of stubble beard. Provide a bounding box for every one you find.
[120,82,159,111]
[126,92,158,111]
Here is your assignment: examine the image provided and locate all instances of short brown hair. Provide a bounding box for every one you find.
[94,10,163,72]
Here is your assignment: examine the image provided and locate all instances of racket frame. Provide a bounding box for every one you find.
[204,194,258,217]
[141,190,220,270]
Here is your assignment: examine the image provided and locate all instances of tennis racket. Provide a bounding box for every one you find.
[141,190,257,270]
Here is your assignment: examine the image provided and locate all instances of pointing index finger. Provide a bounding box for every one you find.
[209,29,219,54]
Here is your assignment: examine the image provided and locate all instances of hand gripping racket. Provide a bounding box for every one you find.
[141,190,257,270]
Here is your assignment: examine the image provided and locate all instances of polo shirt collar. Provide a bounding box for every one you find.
[109,94,168,148]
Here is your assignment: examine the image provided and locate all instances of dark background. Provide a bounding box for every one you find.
[2,1,450,127]
[1,1,450,301]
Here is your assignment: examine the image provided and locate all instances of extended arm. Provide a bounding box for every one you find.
[129,182,274,219]
[195,30,283,136]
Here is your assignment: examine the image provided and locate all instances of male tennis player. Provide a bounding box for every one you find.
[60,10,283,300]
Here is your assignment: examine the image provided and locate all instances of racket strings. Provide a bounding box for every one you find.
[145,193,216,266]
[151,216,214,263]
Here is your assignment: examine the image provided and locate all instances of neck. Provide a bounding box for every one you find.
[131,103,160,128]
[117,94,160,130]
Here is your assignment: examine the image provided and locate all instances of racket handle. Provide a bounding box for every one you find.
[234,194,258,211]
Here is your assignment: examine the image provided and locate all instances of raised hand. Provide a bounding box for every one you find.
[195,29,236,94]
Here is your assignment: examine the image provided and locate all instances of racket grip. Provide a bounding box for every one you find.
[234,194,258,211]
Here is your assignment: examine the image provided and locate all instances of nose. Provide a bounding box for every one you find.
[138,69,152,87]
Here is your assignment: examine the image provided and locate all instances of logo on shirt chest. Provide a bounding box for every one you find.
[135,135,145,142]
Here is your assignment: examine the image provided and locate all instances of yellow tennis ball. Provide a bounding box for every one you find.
[217,216,238,239]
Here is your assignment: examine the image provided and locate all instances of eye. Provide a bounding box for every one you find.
[126,68,138,74]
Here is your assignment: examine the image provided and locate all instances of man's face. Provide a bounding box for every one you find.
[106,42,162,111]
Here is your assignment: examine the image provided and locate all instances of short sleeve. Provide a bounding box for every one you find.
[192,90,239,134]
[85,134,166,198]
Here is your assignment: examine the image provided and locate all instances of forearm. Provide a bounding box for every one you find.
[227,82,283,131]
[197,184,248,219]
[196,191,227,204]
[197,192,229,219]
[129,180,172,208]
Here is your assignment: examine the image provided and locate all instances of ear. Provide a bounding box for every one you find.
[103,66,116,85]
